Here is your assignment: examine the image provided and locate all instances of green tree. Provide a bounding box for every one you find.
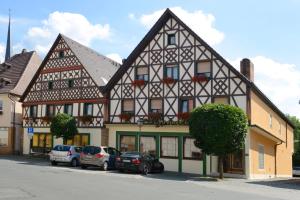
[50,113,78,142]
[189,104,248,179]
[286,115,300,166]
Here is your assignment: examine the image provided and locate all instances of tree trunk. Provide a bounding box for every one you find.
[218,156,224,179]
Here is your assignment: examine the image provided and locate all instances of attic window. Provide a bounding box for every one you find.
[48,81,53,90]
[167,34,176,45]
[68,79,74,88]
[59,51,64,58]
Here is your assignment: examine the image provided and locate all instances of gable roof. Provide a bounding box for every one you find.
[103,8,294,129]
[20,34,120,101]
[0,51,41,96]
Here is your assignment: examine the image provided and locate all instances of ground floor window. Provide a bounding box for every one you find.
[120,135,136,152]
[0,130,8,146]
[140,136,156,156]
[258,144,264,169]
[183,137,202,160]
[161,136,178,158]
[32,133,52,153]
[66,134,89,146]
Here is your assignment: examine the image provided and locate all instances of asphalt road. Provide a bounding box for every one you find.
[0,156,299,200]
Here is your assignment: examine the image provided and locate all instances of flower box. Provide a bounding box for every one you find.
[162,77,176,84]
[131,79,146,87]
[177,112,190,121]
[41,116,53,123]
[24,117,37,123]
[119,113,133,122]
[192,74,209,83]
[79,115,93,123]
[148,112,162,121]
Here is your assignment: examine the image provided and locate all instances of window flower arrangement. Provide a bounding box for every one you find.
[162,77,176,84]
[131,79,146,87]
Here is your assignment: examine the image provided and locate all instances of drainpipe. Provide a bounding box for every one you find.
[8,93,16,154]
[274,140,283,177]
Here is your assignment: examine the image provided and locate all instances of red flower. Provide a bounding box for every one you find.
[132,79,145,87]
[119,113,132,121]
[192,75,209,83]
[162,77,175,84]
[148,112,162,121]
[177,112,190,120]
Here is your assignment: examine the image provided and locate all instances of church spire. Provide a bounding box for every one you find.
[5,9,11,62]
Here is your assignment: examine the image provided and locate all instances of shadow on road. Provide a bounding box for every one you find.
[246,179,300,190]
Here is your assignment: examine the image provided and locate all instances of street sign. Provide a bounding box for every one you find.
[28,127,34,138]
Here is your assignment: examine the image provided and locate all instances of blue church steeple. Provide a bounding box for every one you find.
[5,9,11,62]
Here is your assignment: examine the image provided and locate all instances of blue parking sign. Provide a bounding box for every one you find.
[28,127,34,134]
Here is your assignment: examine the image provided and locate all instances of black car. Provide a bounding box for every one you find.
[115,152,164,175]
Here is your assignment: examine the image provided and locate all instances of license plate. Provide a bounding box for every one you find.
[123,159,130,163]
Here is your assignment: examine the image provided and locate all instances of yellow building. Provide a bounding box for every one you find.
[102,9,294,179]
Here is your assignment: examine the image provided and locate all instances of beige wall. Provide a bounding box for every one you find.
[0,94,12,127]
[0,127,13,154]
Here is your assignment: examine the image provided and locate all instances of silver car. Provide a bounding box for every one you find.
[49,145,82,167]
[80,146,120,171]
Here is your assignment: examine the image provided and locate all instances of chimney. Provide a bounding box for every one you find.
[21,49,27,54]
[240,58,254,82]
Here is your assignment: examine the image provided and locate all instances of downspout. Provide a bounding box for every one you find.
[8,93,16,154]
[274,140,283,177]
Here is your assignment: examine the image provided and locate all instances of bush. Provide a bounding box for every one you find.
[50,113,78,141]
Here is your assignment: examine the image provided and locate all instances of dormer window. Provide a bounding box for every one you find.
[196,61,211,78]
[59,51,64,58]
[167,34,176,45]
[136,66,149,81]
[48,81,53,90]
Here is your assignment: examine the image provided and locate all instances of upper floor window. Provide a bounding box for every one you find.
[213,97,229,105]
[196,61,211,78]
[48,81,53,90]
[269,114,273,128]
[29,105,38,118]
[150,99,162,113]
[180,99,194,113]
[136,66,149,81]
[122,99,134,114]
[83,103,93,116]
[167,34,176,45]
[59,51,64,59]
[68,79,74,88]
[46,105,55,117]
[0,100,3,114]
[164,65,179,80]
[64,104,73,116]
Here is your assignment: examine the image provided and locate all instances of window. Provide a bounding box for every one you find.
[0,100,3,114]
[68,79,74,88]
[167,34,176,45]
[120,135,136,152]
[29,105,38,118]
[83,103,93,116]
[59,51,64,58]
[48,81,53,90]
[136,66,149,81]
[0,130,8,146]
[64,104,73,116]
[32,133,52,152]
[161,136,178,158]
[269,114,272,128]
[150,99,162,113]
[180,99,194,113]
[258,144,264,169]
[184,138,202,160]
[213,97,229,105]
[66,134,89,146]
[196,61,211,77]
[46,105,55,117]
[140,136,156,156]
[122,99,134,113]
[164,65,179,80]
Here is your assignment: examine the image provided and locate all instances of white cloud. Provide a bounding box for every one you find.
[106,53,123,64]
[128,13,135,20]
[26,11,111,55]
[0,43,4,62]
[136,7,224,46]
[230,56,300,118]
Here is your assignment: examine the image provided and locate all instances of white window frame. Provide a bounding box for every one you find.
[269,114,272,128]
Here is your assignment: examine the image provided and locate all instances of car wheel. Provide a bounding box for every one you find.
[71,159,78,167]
[103,161,109,171]
[142,164,149,175]
[81,165,87,169]
[51,161,57,166]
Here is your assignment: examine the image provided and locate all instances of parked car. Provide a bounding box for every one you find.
[293,166,300,176]
[49,145,82,167]
[80,146,120,170]
[115,152,164,175]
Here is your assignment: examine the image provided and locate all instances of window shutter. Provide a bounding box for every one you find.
[188,99,194,112]
[197,61,210,73]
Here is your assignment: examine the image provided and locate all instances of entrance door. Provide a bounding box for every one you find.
[223,150,244,174]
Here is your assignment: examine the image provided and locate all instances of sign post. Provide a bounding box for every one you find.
[27,127,34,154]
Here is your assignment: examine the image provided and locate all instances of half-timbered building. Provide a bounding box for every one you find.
[21,34,119,154]
[104,9,294,178]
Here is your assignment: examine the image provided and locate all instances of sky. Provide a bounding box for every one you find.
[0,0,299,118]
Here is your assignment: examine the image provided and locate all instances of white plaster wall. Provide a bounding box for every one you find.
[182,160,203,174]
[160,158,178,172]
